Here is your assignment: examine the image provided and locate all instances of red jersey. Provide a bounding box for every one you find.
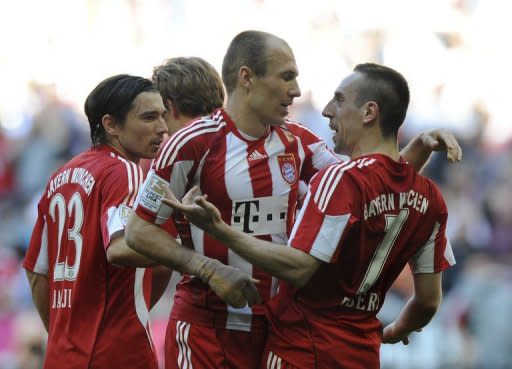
[265,154,456,369]
[23,145,157,369]
[134,108,339,332]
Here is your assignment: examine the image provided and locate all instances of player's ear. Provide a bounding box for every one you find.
[362,101,379,126]
[102,114,120,137]
[239,66,253,89]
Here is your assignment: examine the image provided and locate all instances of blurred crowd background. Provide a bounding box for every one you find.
[1,0,511,368]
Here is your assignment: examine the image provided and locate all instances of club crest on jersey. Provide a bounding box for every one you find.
[277,154,297,184]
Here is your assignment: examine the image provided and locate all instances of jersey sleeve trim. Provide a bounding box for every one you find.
[27,217,50,275]
[410,222,456,274]
[309,213,351,262]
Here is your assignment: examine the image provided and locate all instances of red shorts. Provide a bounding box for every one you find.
[165,318,267,369]
[260,350,299,369]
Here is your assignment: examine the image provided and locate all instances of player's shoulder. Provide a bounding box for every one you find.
[170,110,226,144]
[155,111,226,168]
[320,156,378,179]
[413,171,446,205]
[84,148,143,187]
[310,159,362,190]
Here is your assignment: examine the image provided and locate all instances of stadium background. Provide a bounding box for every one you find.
[0,0,510,368]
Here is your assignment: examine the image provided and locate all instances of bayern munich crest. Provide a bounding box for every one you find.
[277,154,297,184]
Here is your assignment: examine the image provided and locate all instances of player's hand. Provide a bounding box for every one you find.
[420,129,463,162]
[382,322,422,345]
[196,258,261,308]
[162,186,223,234]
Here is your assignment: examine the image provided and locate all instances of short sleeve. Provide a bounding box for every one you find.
[133,127,203,227]
[100,160,143,248]
[288,163,358,263]
[23,199,49,275]
[409,186,456,274]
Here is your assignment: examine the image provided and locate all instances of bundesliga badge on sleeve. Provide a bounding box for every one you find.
[277,154,297,185]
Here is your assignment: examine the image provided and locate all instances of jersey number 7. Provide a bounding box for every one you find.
[356,208,409,294]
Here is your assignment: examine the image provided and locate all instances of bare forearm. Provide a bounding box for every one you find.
[392,296,438,336]
[126,216,209,275]
[400,133,431,172]
[26,271,49,331]
[107,233,158,267]
[126,214,262,308]
[212,223,318,287]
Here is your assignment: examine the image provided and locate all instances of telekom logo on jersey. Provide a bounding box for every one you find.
[230,195,288,235]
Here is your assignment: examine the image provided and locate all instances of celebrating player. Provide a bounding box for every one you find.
[165,63,457,369]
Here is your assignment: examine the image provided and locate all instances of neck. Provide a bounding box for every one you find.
[169,114,195,136]
[350,135,400,161]
[107,142,139,164]
[225,94,269,138]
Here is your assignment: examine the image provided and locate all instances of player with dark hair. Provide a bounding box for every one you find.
[23,74,169,369]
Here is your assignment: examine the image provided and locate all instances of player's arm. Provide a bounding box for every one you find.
[162,187,322,288]
[400,129,462,172]
[25,270,49,331]
[106,231,160,267]
[125,212,261,308]
[382,272,442,345]
[383,187,454,345]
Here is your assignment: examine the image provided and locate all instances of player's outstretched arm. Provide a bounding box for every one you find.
[25,270,49,331]
[163,186,322,288]
[106,231,161,267]
[382,272,442,345]
[125,212,260,308]
[401,129,463,172]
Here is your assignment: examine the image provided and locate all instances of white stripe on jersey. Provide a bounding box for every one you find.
[110,153,143,207]
[176,320,193,369]
[152,160,195,225]
[106,206,122,239]
[444,239,456,266]
[314,161,356,212]
[157,120,227,169]
[224,132,252,198]
[222,132,255,329]
[266,351,283,369]
[410,222,440,273]
[34,217,49,275]
[169,160,195,200]
[157,119,219,168]
[134,268,152,347]
[309,213,350,263]
[314,164,339,207]
[289,191,312,242]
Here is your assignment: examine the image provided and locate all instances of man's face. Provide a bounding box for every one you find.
[322,72,365,154]
[247,38,301,127]
[116,91,167,161]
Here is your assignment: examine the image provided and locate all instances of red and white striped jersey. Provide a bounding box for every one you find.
[23,145,157,369]
[134,108,339,332]
[265,154,456,368]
